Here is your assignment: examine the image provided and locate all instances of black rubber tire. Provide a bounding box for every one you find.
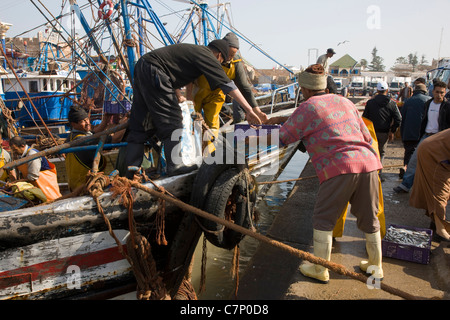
[189,149,247,209]
[201,167,256,249]
[165,153,248,295]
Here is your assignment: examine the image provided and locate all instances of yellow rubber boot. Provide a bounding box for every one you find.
[360,231,384,280]
[299,229,333,283]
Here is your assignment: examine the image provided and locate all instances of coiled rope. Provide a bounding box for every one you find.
[85,173,170,300]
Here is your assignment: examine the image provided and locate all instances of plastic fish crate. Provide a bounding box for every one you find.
[382,224,433,265]
[104,100,131,114]
[233,124,281,140]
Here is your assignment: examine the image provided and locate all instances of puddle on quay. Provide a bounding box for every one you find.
[190,151,309,299]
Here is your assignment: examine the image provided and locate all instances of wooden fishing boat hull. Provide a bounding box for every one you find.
[0,173,196,250]
[0,108,299,299]
[0,230,132,300]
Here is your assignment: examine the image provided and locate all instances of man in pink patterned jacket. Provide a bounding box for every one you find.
[266,64,384,283]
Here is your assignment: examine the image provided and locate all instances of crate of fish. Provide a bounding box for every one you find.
[104,100,131,114]
[234,124,281,139]
[382,224,433,264]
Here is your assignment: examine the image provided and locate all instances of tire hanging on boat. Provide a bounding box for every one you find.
[199,166,257,249]
[164,149,254,295]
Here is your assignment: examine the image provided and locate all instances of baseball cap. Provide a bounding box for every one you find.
[377,81,389,91]
[327,48,336,54]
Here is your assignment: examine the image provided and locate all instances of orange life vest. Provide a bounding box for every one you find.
[17,148,62,201]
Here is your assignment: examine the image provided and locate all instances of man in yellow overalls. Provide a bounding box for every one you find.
[188,33,267,152]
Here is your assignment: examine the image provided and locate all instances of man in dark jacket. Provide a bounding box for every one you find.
[125,41,264,179]
[394,80,450,193]
[399,83,430,178]
[362,81,402,167]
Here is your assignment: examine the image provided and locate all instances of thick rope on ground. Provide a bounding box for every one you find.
[127,179,427,301]
[231,245,240,298]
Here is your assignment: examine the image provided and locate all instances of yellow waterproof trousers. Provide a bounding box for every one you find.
[333,117,386,238]
[193,60,240,154]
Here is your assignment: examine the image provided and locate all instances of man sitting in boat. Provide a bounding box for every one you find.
[9,136,62,202]
[0,132,12,182]
[65,106,126,192]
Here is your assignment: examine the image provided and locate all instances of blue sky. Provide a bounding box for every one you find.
[1,0,449,70]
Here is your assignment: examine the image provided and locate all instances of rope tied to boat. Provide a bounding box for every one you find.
[126,179,429,300]
[231,245,240,298]
[129,170,169,246]
[109,176,170,300]
[85,172,111,198]
[82,174,171,300]
[123,38,136,48]
[77,167,426,300]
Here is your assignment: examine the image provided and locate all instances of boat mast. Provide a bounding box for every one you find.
[190,0,294,74]
[119,0,137,82]
[70,0,108,65]
[0,22,12,70]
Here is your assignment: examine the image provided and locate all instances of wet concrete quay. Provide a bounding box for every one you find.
[236,138,450,300]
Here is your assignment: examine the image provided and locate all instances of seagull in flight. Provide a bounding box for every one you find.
[337,40,349,46]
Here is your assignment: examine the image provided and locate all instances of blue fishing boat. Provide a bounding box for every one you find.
[0,0,300,300]
[1,70,81,128]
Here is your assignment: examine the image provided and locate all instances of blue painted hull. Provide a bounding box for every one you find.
[4,91,76,127]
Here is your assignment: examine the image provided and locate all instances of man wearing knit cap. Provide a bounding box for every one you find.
[65,106,126,191]
[126,42,264,179]
[266,64,384,283]
[187,33,266,152]
[223,32,265,124]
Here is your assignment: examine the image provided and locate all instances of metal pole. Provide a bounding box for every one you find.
[0,122,128,172]
[137,0,145,57]
[70,0,108,64]
[120,0,137,83]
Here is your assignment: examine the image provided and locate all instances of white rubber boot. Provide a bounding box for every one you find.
[360,231,384,280]
[299,229,333,283]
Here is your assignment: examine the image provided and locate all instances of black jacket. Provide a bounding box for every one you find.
[363,94,402,133]
[400,90,430,141]
[420,98,450,137]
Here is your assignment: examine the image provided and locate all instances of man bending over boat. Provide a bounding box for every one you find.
[125,40,265,179]
[265,64,384,283]
[9,136,62,201]
[65,106,127,192]
[187,33,267,150]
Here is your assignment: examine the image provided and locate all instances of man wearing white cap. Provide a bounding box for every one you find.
[362,81,402,179]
